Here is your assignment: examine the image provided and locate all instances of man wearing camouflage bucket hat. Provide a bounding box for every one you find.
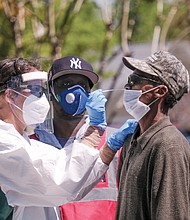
[106,50,190,219]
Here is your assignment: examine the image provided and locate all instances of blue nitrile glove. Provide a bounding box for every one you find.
[107,119,138,151]
[86,89,107,130]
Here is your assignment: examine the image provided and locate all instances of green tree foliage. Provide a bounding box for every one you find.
[59,2,106,61]
[0,0,189,76]
[0,0,189,60]
[130,0,157,42]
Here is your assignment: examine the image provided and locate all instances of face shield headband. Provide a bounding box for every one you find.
[0,71,48,95]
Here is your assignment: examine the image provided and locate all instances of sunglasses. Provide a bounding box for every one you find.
[19,85,46,98]
[126,73,161,89]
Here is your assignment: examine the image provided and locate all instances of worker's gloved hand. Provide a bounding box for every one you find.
[86,89,107,130]
[107,119,138,151]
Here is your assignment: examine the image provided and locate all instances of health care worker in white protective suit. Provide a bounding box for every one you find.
[0,58,133,220]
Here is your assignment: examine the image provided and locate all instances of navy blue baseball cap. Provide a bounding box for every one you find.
[48,56,99,88]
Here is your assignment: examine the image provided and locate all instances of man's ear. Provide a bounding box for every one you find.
[154,85,168,98]
[4,89,15,103]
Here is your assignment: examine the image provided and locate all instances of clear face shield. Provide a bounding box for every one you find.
[5,71,54,133]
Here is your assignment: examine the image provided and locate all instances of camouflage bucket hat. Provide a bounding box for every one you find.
[122,50,190,100]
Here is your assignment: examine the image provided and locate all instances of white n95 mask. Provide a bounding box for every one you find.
[123,90,150,121]
[123,88,160,121]
[123,86,159,121]
[23,94,50,125]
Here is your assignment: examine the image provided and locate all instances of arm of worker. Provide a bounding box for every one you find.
[100,119,138,165]
[0,120,107,207]
[81,89,107,148]
[81,89,138,165]
[0,91,136,207]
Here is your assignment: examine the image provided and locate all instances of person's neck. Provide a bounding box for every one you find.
[0,101,25,135]
[4,117,25,135]
[139,108,166,134]
[53,114,86,139]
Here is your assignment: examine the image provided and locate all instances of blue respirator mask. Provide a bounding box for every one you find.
[54,85,89,116]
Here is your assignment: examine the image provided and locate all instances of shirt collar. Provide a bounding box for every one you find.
[133,116,173,150]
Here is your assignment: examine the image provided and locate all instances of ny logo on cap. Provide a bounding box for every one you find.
[70,58,82,69]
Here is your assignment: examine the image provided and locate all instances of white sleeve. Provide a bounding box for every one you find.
[0,128,108,207]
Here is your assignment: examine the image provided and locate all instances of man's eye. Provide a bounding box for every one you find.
[63,82,71,86]
[56,81,71,87]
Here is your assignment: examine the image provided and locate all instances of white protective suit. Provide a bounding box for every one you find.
[0,120,108,219]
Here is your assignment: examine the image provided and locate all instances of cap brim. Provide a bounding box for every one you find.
[51,69,99,85]
[122,56,158,77]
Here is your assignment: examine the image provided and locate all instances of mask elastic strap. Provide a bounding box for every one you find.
[7,88,28,98]
[72,94,82,116]
[50,82,59,102]
[8,88,41,102]
[7,90,26,125]
[7,89,28,114]
[68,84,86,92]
[141,86,160,107]
[10,102,24,112]
[148,97,160,107]
[142,85,160,95]
[102,89,125,93]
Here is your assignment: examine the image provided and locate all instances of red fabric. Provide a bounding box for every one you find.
[30,133,39,140]
[97,130,106,150]
[59,130,118,220]
[95,131,109,188]
[30,130,118,220]
[60,200,116,220]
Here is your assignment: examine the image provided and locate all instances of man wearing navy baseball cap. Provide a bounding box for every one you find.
[48,56,100,118]
[31,56,129,220]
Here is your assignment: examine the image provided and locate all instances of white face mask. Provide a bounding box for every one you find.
[22,94,50,125]
[123,88,159,121]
